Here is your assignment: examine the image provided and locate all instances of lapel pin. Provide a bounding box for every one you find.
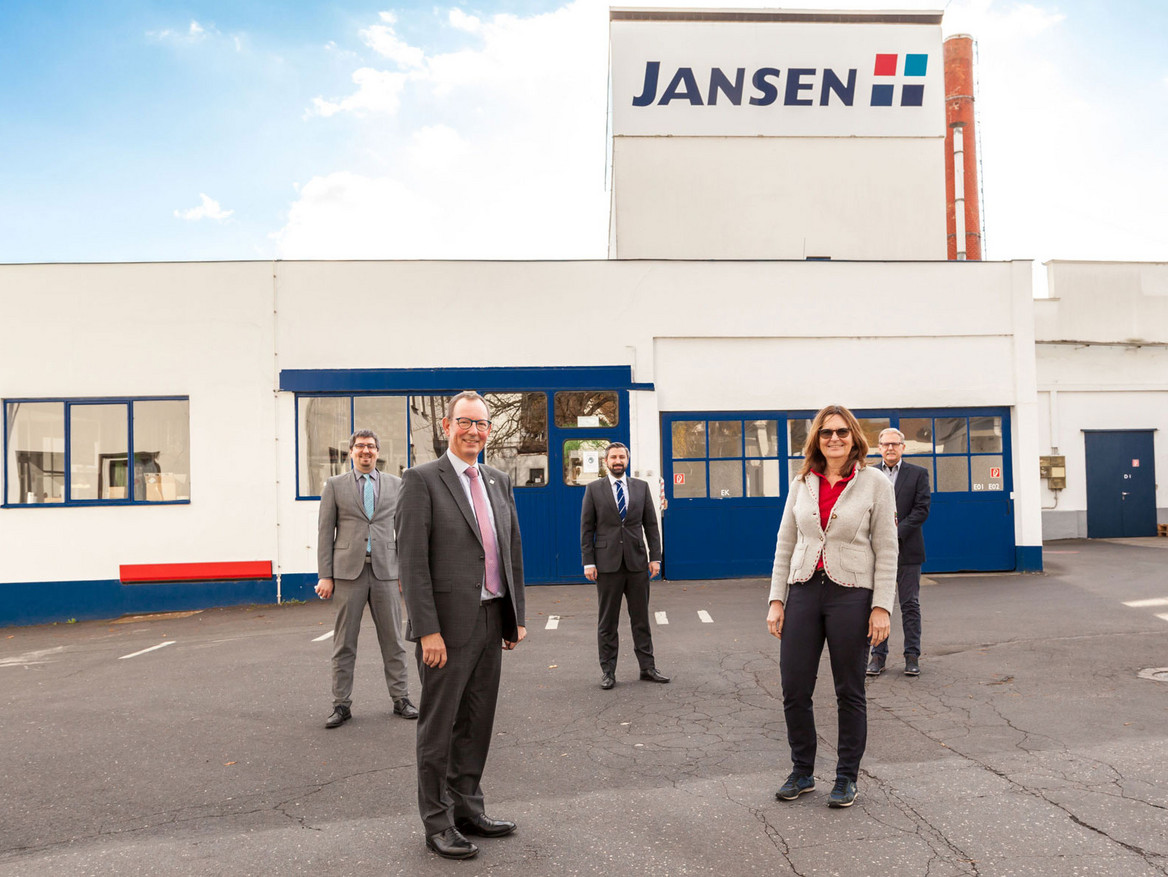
[489,479,495,485]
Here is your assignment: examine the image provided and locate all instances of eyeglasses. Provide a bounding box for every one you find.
[818,427,851,440]
[352,442,378,451]
[878,441,905,448]
[453,417,492,432]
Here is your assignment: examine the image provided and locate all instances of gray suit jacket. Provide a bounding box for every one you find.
[580,476,662,574]
[317,470,400,582]
[396,455,525,648]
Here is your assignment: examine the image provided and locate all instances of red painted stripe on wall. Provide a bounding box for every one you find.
[119,561,273,584]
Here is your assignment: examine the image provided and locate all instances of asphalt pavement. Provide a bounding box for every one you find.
[2,537,1166,876]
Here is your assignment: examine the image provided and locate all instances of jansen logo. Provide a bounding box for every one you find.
[630,52,928,108]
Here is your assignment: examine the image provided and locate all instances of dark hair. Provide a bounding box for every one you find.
[604,442,629,457]
[445,390,490,421]
[350,429,379,450]
[798,404,868,476]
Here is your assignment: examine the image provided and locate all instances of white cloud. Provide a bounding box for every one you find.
[448,9,482,34]
[309,67,410,117]
[174,194,234,222]
[360,11,426,68]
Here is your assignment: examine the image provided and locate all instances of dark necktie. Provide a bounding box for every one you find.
[615,479,627,520]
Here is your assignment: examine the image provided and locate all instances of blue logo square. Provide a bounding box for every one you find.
[905,54,928,77]
[870,84,894,107]
[901,84,924,107]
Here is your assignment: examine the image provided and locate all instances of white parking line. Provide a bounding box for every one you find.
[1124,597,1168,608]
[312,630,334,642]
[655,611,668,625]
[545,616,560,630]
[1157,613,1168,624]
[698,610,714,623]
[118,641,175,660]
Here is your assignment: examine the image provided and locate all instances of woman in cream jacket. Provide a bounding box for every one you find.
[767,404,898,809]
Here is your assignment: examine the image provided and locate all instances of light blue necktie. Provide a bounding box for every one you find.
[363,474,375,553]
[615,479,627,520]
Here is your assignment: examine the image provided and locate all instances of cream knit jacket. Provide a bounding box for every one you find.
[769,464,899,613]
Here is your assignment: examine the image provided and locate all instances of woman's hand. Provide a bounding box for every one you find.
[767,600,785,640]
[868,607,891,646]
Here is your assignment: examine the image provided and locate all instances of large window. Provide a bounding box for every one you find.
[4,398,190,505]
[298,395,410,496]
[900,415,1004,492]
[671,417,782,500]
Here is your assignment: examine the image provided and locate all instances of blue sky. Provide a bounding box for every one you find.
[2,0,1165,264]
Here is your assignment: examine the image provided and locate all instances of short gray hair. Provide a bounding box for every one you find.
[445,391,490,421]
[878,427,905,444]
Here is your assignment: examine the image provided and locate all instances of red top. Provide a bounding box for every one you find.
[812,466,857,569]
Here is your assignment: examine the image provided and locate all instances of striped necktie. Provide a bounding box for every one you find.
[615,479,627,520]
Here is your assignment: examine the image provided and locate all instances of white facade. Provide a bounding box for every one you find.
[1035,261,1168,538]
[2,258,1042,599]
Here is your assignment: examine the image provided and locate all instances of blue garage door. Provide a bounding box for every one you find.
[661,408,1015,578]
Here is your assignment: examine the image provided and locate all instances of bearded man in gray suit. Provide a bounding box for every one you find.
[397,391,527,861]
[315,429,417,729]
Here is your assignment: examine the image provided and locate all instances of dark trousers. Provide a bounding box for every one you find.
[871,563,922,660]
[780,570,871,782]
[414,600,503,836]
[596,564,655,673]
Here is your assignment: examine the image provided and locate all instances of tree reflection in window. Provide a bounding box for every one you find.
[553,391,618,428]
[408,395,451,466]
[484,392,548,488]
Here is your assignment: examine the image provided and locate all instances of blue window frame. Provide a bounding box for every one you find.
[3,397,191,507]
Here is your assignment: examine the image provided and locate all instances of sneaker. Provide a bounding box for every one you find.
[904,655,920,676]
[866,655,885,677]
[775,772,816,801]
[827,777,858,808]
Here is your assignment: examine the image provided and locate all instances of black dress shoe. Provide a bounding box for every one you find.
[324,705,351,729]
[640,668,670,683]
[393,697,419,719]
[426,827,478,859]
[866,656,885,677]
[600,672,616,690]
[455,813,517,838]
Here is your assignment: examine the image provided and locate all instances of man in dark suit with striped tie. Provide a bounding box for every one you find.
[581,442,667,690]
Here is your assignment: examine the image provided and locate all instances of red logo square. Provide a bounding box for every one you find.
[874,54,898,76]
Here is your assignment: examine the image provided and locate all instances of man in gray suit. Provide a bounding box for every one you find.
[315,430,417,728]
[397,391,526,861]
[581,441,667,690]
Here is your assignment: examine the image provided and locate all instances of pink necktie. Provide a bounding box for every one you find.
[465,466,502,597]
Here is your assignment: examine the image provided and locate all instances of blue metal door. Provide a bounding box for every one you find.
[1084,430,1157,538]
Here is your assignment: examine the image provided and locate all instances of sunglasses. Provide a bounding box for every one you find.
[817,427,851,440]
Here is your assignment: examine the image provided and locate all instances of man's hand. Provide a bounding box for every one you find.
[504,625,527,650]
[421,632,447,668]
[766,600,784,639]
[649,561,661,579]
[315,578,334,600]
[584,566,597,582]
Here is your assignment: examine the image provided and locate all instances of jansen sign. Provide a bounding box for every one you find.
[611,20,944,138]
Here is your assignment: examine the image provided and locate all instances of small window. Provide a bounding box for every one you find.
[298,395,410,496]
[671,421,707,459]
[553,391,618,428]
[564,439,610,486]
